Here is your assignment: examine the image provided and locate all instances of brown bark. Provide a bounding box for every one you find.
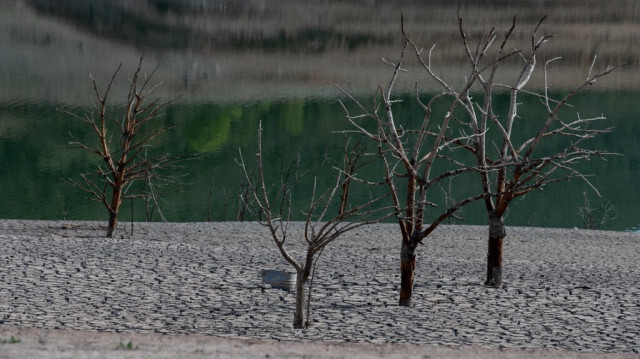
[106,211,117,238]
[338,178,351,216]
[293,271,306,329]
[106,176,124,238]
[293,250,314,329]
[399,240,416,306]
[485,216,506,287]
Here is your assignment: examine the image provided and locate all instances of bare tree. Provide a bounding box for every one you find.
[64,54,179,237]
[338,16,494,307]
[238,123,389,329]
[442,14,617,286]
[577,190,618,230]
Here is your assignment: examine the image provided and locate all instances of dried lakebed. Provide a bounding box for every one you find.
[0,220,638,354]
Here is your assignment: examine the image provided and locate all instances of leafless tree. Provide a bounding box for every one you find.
[64,54,180,237]
[442,14,617,286]
[238,123,389,328]
[577,190,618,230]
[338,16,495,307]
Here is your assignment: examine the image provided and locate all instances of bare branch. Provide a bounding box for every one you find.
[64,54,181,237]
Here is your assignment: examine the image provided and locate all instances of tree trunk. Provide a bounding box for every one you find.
[293,250,314,329]
[106,211,117,238]
[399,240,417,306]
[485,215,506,287]
[293,269,306,329]
[106,177,124,238]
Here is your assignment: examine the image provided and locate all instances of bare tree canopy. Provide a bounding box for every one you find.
[338,14,499,306]
[238,122,391,328]
[433,13,618,287]
[338,11,617,304]
[64,53,182,237]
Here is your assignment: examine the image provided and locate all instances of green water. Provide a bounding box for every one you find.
[1,0,639,230]
[1,90,638,230]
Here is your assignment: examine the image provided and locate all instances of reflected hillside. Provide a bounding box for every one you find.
[1,0,638,104]
[26,0,392,52]
[24,0,640,65]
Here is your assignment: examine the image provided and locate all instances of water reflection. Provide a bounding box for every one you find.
[2,0,639,105]
[1,91,639,231]
[0,0,639,230]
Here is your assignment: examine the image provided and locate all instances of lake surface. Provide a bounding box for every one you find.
[1,0,639,231]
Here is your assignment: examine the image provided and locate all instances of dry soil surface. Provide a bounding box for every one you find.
[1,220,639,359]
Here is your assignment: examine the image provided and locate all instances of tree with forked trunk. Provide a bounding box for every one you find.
[238,123,389,328]
[64,53,180,237]
[338,16,497,307]
[439,14,617,287]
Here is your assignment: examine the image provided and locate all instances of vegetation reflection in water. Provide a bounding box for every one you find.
[2,1,639,231]
[0,90,638,231]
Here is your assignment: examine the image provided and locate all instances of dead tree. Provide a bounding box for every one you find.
[238,123,389,329]
[65,54,178,237]
[338,16,493,307]
[443,15,617,286]
[577,190,618,230]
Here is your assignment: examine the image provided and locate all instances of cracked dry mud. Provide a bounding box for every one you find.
[0,220,638,358]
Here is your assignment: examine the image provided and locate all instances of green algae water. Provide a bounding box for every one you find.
[1,0,639,230]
